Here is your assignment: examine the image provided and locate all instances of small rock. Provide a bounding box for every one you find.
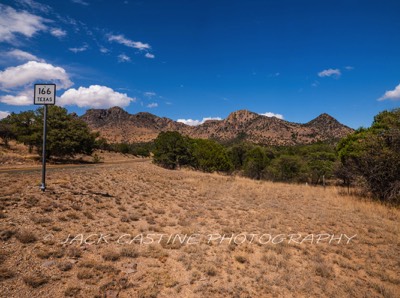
[42,260,55,267]
[105,290,118,298]
[123,262,137,270]
[67,259,78,264]
[122,269,136,274]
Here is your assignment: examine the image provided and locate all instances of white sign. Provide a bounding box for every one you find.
[34,84,56,105]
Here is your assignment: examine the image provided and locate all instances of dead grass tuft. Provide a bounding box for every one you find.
[16,230,37,243]
[120,246,139,258]
[66,246,82,258]
[0,229,15,241]
[57,262,73,272]
[77,268,94,280]
[0,268,15,281]
[102,249,121,261]
[23,274,49,288]
[64,286,81,297]
[235,255,248,264]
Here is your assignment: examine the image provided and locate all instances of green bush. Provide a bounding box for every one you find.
[153,131,193,169]
[243,146,269,179]
[191,139,233,173]
[265,154,308,182]
[337,108,400,204]
[0,106,98,159]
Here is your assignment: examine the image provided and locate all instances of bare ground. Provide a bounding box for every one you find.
[0,159,399,297]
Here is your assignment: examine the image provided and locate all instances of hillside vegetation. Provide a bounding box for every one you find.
[152,109,400,205]
[1,108,399,204]
[80,107,354,145]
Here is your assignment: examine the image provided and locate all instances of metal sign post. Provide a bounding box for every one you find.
[40,105,48,191]
[34,84,56,192]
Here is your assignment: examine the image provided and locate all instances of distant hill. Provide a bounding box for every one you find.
[80,107,354,145]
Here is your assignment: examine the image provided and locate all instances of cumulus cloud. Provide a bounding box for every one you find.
[0,111,10,119]
[6,49,44,62]
[108,34,150,50]
[378,83,400,101]
[0,61,72,90]
[145,53,155,59]
[259,112,284,119]
[318,68,341,78]
[146,103,158,108]
[59,85,135,108]
[118,54,131,63]
[50,28,67,38]
[69,44,88,53]
[177,117,222,126]
[0,4,47,43]
[0,93,31,106]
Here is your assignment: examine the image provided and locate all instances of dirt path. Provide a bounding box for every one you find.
[0,158,150,174]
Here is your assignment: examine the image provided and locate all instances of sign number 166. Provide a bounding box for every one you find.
[38,87,53,95]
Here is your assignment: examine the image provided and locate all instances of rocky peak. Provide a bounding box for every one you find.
[81,106,129,128]
[306,113,342,128]
[108,106,128,115]
[305,113,354,139]
[225,110,260,124]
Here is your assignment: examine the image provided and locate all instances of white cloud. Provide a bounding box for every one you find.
[145,53,155,59]
[0,61,73,90]
[318,68,341,78]
[6,49,44,62]
[99,47,109,54]
[345,66,354,71]
[259,112,284,119]
[50,28,67,38]
[69,44,88,53]
[108,34,150,50]
[144,91,156,97]
[118,54,131,63]
[311,80,319,87]
[146,103,158,108]
[0,93,31,106]
[0,111,10,119]
[177,117,222,126]
[71,0,89,5]
[59,85,135,108]
[268,72,280,77]
[16,0,52,13]
[0,4,47,43]
[378,83,400,101]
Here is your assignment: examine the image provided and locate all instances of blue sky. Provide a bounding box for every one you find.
[0,0,399,128]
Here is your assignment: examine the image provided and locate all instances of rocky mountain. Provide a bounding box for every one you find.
[81,107,354,145]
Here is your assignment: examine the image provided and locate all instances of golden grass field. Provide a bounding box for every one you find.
[0,153,399,297]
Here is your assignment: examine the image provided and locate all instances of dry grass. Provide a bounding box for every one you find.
[23,274,49,288]
[0,157,399,297]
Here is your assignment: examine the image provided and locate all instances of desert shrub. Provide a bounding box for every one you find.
[1,106,98,158]
[337,108,400,204]
[190,139,233,173]
[265,154,308,182]
[153,131,193,169]
[242,146,269,179]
